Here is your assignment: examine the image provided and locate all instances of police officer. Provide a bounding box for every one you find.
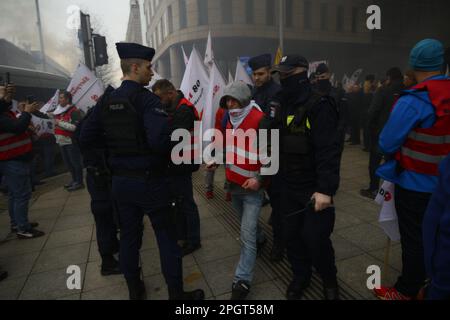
[271,55,342,300]
[248,54,282,114]
[313,63,348,151]
[79,43,204,301]
[248,54,284,261]
[74,104,121,276]
[152,79,202,257]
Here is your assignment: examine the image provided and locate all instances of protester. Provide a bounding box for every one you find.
[360,68,404,200]
[0,84,45,239]
[53,90,84,191]
[346,84,364,145]
[362,75,376,151]
[404,70,418,89]
[374,39,450,300]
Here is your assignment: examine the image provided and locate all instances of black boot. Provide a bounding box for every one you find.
[101,255,122,276]
[169,288,205,300]
[126,278,147,300]
[286,280,310,300]
[323,287,340,300]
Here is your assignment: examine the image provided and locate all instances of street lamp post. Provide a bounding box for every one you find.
[35,0,47,72]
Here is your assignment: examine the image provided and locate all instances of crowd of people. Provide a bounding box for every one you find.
[0,38,449,300]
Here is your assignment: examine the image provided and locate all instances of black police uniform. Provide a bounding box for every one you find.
[271,55,342,300]
[74,103,120,275]
[79,43,204,300]
[166,91,201,255]
[248,54,284,260]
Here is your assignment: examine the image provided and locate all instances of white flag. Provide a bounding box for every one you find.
[349,68,364,86]
[204,31,214,69]
[375,181,401,242]
[180,47,210,117]
[235,58,253,86]
[67,64,105,113]
[40,90,60,113]
[203,61,227,136]
[228,71,234,84]
[181,45,189,66]
[31,115,55,137]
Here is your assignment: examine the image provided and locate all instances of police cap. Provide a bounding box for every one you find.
[248,54,272,71]
[116,42,156,61]
[272,55,309,73]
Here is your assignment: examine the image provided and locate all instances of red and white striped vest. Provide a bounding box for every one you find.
[0,111,33,161]
[225,107,265,186]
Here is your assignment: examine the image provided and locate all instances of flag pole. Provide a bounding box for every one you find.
[279,0,285,54]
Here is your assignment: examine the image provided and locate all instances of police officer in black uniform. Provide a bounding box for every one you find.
[313,63,348,151]
[248,54,285,261]
[75,104,121,276]
[79,43,204,301]
[271,55,342,300]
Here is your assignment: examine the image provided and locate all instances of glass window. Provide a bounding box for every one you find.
[198,0,208,25]
[266,0,275,26]
[246,0,254,24]
[221,0,233,24]
[320,3,328,31]
[179,0,187,29]
[304,0,312,30]
[337,5,344,32]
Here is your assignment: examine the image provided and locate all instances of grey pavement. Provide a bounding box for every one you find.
[0,145,401,300]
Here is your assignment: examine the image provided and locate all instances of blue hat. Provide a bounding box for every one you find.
[409,39,444,71]
[116,43,155,61]
[248,54,272,71]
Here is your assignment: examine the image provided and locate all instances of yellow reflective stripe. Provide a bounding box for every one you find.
[306,118,311,130]
[287,116,294,126]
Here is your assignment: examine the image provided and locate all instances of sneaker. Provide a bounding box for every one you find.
[17,229,45,239]
[67,183,85,192]
[11,222,39,233]
[101,256,122,276]
[225,192,232,202]
[182,243,202,257]
[324,287,340,300]
[373,286,413,301]
[169,288,205,300]
[0,269,8,282]
[64,182,74,189]
[360,188,378,200]
[206,191,214,199]
[231,281,250,300]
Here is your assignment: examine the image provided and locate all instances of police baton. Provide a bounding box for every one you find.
[284,199,316,219]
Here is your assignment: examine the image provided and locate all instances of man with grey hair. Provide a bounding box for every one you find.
[208,81,272,300]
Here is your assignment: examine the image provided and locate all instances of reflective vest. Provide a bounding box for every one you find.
[225,107,265,186]
[54,106,78,138]
[395,79,450,176]
[0,111,33,161]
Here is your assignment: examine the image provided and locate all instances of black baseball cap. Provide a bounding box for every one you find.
[315,63,329,76]
[272,55,309,73]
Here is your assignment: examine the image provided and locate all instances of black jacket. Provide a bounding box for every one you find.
[276,80,341,196]
[252,79,282,114]
[367,80,405,136]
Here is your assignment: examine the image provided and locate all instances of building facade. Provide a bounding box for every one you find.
[126,0,144,44]
[143,0,450,86]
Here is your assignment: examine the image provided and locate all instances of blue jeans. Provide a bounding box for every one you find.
[60,144,84,185]
[0,160,32,232]
[231,190,264,284]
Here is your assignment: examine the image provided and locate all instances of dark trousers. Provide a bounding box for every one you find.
[60,144,84,185]
[169,174,201,246]
[112,176,183,290]
[86,172,119,257]
[281,187,337,287]
[40,139,56,177]
[268,182,285,249]
[394,185,431,297]
[368,132,383,191]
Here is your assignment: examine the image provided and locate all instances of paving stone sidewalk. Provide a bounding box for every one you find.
[0,145,401,300]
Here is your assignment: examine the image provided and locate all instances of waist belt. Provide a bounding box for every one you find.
[112,168,166,179]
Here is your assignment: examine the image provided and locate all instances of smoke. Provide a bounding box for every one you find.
[0,0,81,72]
